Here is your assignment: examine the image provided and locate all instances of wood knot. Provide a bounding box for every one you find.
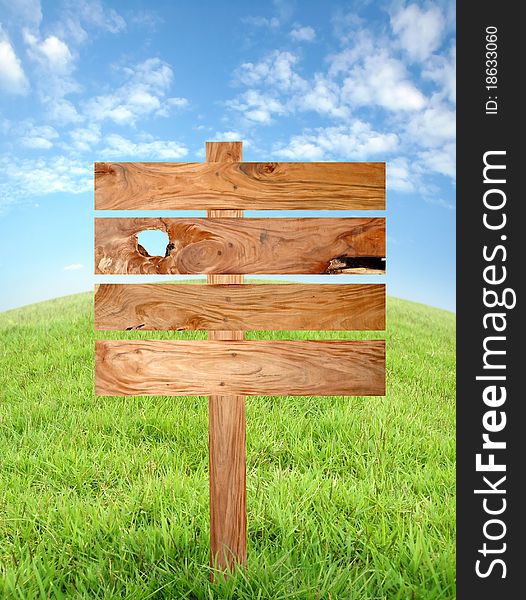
[95,162,115,176]
[263,162,277,174]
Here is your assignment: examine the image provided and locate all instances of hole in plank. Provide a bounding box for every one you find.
[325,256,386,274]
[137,230,171,257]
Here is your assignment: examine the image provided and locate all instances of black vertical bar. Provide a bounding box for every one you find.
[457,2,523,597]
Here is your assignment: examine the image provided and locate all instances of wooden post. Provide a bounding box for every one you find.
[206,141,247,577]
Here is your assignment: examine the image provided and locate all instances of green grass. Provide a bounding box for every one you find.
[0,290,455,599]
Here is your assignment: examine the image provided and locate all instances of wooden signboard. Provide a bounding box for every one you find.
[94,141,386,578]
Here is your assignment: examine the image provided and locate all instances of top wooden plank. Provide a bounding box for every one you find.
[94,162,385,211]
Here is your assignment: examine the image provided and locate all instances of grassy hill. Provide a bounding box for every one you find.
[0,292,455,599]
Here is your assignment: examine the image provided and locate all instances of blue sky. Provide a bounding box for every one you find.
[0,0,455,312]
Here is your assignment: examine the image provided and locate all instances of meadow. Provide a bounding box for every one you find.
[0,290,455,599]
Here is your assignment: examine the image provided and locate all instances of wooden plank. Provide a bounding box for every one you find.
[94,218,386,275]
[205,141,246,575]
[95,340,386,397]
[94,161,385,210]
[94,283,386,331]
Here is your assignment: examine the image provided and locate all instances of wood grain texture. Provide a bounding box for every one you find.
[94,283,386,331]
[94,161,385,210]
[95,340,386,397]
[206,141,243,163]
[206,141,246,575]
[209,393,245,573]
[94,218,386,275]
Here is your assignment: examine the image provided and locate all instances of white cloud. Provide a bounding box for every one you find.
[242,15,279,28]
[272,0,294,24]
[128,88,160,112]
[331,9,365,46]
[38,36,72,71]
[227,89,286,124]
[45,98,83,124]
[84,58,187,124]
[0,28,30,95]
[341,52,426,111]
[228,51,361,122]
[290,25,315,42]
[211,131,244,142]
[20,124,59,149]
[23,29,78,99]
[100,134,188,159]
[241,0,293,29]
[234,50,305,92]
[128,9,162,31]
[121,57,172,88]
[68,125,101,151]
[419,142,455,179]
[387,157,415,192]
[229,38,426,123]
[423,43,456,103]
[23,30,74,74]
[154,97,188,118]
[0,155,92,207]
[406,101,455,147]
[77,0,126,34]
[425,195,455,210]
[21,137,52,149]
[64,263,84,271]
[391,4,445,62]
[275,138,324,161]
[327,29,378,77]
[0,0,43,30]
[14,2,130,111]
[297,74,348,118]
[275,122,398,160]
[56,0,126,44]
